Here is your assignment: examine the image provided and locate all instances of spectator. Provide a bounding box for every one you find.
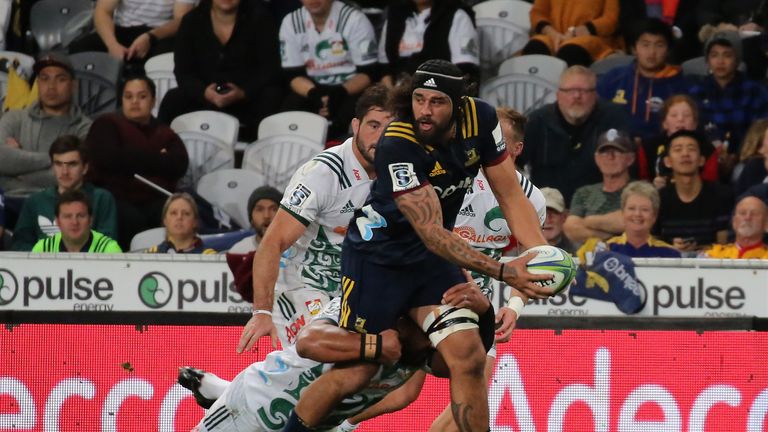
[158,0,282,138]
[540,187,576,253]
[688,32,768,160]
[147,192,216,254]
[31,189,122,253]
[0,52,92,197]
[69,0,196,65]
[564,128,634,244]
[703,195,768,258]
[524,0,621,66]
[279,0,378,139]
[734,119,768,195]
[228,185,282,253]
[87,75,189,249]
[378,0,479,88]
[520,65,630,203]
[617,0,701,63]
[12,136,118,251]
[654,130,733,254]
[578,180,680,258]
[597,18,687,139]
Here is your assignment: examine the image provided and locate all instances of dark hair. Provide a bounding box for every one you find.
[631,18,674,48]
[56,189,92,217]
[120,74,156,98]
[665,129,706,154]
[354,83,390,120]
[48,135,88,163]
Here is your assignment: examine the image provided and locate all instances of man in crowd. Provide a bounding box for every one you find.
[541,187,576,253]
[31,190,121,253]
[703,195,768,258]
[229,186,283,253]
[564,129,634,245]
[12,136,117,251]
[520,65,630,203]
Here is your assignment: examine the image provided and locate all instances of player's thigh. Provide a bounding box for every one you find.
[272,288,331,347]
[410,254,466,307]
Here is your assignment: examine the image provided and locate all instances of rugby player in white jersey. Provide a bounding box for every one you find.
[237,84,392,352]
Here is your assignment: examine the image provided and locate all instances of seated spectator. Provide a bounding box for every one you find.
[540,187,576,253]
[564,129,634,244]
[733,119,768,194]
[147,192,216,254]
[12,136,118,251]
[524,0,621,66]
[0,52,92,198]
[618,0,701,63]
[69,0,195,66]
[654,130,733,254]
[520,65,630,203]
[157,0,282,138]
[703,195,768,258]
[639,94,718,187]
[578,180,680,258]
[378,0,479,88]
[688,32,768,162]
[229,185,282,253]
[597,18,687,139]
[31,190,122,253]
[87,75,189,249]
[279,0,379,139]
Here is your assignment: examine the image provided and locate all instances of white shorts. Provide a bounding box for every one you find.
[191,372,263,432]
[272,288,332,348]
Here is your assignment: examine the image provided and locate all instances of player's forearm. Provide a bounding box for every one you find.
[250,242,282,310]
[501,198,546,249]
[296,324,370,363]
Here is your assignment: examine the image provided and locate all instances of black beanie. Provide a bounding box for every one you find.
[247,185,282,215]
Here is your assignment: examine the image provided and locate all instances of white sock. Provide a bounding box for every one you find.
[337,419,359,431]
[198,372,231,399]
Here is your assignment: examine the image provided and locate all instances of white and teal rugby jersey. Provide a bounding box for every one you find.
[280,138,373,296]
[279,0,377,85]
[453,169,546,294]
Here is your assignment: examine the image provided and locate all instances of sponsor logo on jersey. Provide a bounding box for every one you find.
[353,168,361,180]
[288,184,312,207]
[476,178,486,190]
[388,162,418,192]
[433,176,473,199]
[333,226,348,236]
[454,226,508,244]
[429,161,446,177]
[492,123,506,152]
[316,38,347,60]
[286,314,308,344]
[465,148,480,166]
[305,299,323,315]
[340,199,356,214]
[423,78,437,88]
[459,204,476,217]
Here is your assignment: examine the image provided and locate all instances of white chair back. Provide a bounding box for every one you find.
[257,111,329,146]
[242,135,324,191]
[497,54,566,85]
[171,110,240,147]
[473,0,532,79]
[144,52,176,116]
[196,168,267,228]
[69,51,122,116]
[129,227,166,252]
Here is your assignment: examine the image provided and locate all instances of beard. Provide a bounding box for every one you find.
[355,136,375,165]
[414,115,453,146]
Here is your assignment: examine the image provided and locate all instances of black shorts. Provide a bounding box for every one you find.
[338,247,465,333]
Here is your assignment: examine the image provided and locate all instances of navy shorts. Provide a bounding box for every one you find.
[338,247,465,334]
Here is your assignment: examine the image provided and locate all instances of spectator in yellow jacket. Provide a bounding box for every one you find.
[704,195,768,259]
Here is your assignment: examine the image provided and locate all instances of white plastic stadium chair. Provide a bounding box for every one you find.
[480,55,566,115]
[69,51,121,116]
[171,111,239,188]
[30,0,93,51]
[242,135,324,191]
[129,227,166,252]
[144,52,176,116]
[258,111,329,146]
[0,51,35,106]
[589,54,634,78]
[196,168,267,229]
[473,0,532,79]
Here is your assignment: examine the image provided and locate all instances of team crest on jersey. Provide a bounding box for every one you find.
[388,162,418,192]
[288,184,312,207]
[354,316,367,333]
[316,38,347,59]
[305,299,323,315]
[465,148,480,166]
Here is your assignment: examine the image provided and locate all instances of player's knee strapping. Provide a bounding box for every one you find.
[420,305,479,347]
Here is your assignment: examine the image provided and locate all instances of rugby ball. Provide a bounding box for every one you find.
[523,245,577,295]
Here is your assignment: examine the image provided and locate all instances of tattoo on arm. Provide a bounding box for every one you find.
[395,186,500,278]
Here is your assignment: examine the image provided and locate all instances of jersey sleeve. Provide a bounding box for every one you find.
[280,158,336,226]
[448,9,479,65]
[374,122,430,197]
[469,98,508,167]
[518,171,547,226]
[344,9,378,66]
[279,12,306,69]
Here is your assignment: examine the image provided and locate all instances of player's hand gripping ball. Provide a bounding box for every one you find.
[523,245,577,295]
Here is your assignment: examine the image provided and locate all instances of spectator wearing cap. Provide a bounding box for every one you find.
[564,128,635,244]
[688,31,768,158]
[597,18,687,139]
[228,185,283,253]
[540,187,576,253]
[654,129,734,254]
[519,65,630,203]
[703,195,768,259]
[0,52,92,198]
[578,180,680,259]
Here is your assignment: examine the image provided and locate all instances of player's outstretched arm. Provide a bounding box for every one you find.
[395,186,553,299]
[296,320,402,366]
[237,209,307,353]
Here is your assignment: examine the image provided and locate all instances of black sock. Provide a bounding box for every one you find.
[283,411,314,432]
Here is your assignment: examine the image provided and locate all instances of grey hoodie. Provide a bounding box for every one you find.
[0,101,92,196]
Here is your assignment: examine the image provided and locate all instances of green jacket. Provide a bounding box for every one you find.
[32,230,122,253]
[12,183,118,251]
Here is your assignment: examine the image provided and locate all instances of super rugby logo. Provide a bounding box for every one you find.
[0,269,19,306]
[138,272,173,309]
[388,162,418,192]
[288,184,312,208]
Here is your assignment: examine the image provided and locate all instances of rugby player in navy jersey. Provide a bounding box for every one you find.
[283,60,556,432]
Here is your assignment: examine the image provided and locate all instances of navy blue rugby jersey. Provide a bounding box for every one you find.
[345,97,508,264]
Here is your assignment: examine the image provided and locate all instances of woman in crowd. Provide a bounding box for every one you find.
[86,75,189,249]
[147,192,215,254]
[734,119,768,195]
